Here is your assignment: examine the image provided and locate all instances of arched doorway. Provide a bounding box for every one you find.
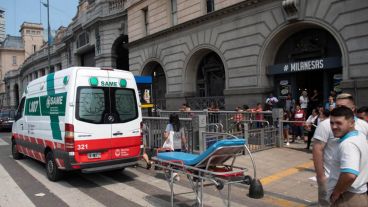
[142,61,167,110]
[268,28,342,110]
[112,35,129,70]
[185,49,225,109]
[13,84,19,107]
[196,51,225,98]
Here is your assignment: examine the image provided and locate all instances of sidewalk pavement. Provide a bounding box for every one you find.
[237,140,318,206]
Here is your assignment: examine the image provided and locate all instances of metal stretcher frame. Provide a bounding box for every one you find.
[151,138,263,207]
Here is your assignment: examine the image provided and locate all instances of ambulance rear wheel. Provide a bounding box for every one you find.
[12,141,23,160]
[46,152,63,181]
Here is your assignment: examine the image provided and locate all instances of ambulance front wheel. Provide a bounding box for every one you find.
[12,141,23,160]
[46,152,64,181]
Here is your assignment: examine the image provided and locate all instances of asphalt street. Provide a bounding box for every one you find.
[0,132,283,207]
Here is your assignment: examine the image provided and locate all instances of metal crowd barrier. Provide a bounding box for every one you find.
[278,120,308,146]
[245,127,278,152]
[157,110,274,131]
[143,109,283,154]
[142,116,195,153]
[202,123,278,153]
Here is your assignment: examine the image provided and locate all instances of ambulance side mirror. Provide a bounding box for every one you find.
[15,98,26,121]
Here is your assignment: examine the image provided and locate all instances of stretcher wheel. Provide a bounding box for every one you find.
[216,180,224,190]
[248,178,264,199]
[243,175,252,185]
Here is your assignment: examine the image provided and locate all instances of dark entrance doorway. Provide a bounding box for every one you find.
[272,28,342,107]
[142,61,167,110]
[80,50,96,66]
[196,52,225,97]
[14,84,19,107]
[112,35,129,71]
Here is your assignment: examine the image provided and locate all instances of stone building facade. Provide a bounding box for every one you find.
[127,0,368,110]
[4,0,128,109]
[0,23,44,108]
[0,8,5,42]
[4,0,368,110]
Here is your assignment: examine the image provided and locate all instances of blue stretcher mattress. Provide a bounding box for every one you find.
[157,139,246,166]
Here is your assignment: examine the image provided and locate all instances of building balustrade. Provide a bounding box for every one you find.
[185,96,225,110]
[108,0,125,14]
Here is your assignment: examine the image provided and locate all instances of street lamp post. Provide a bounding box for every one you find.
[42,0,51,72]
[47,0,51,72]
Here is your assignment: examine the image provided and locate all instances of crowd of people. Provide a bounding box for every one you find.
[140,91,368,206]
[277,90,368,150]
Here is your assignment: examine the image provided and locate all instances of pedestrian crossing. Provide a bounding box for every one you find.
[0,157,252,207]
[0,138,9,146]
[0,164,35,207]
[16,160,104,207]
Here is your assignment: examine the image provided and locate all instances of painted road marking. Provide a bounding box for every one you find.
[0,164,36,207]
[86,174,171,207]
[263,195,307,207]
[0,138,9,146]
[15,160,104,207]
[260,161,314,186]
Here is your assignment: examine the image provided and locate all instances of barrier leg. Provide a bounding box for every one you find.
[200,177,204,207]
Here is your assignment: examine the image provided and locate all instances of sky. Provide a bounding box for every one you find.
[0,0,78,36]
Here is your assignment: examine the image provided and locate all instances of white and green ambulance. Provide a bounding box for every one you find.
[11,67,143,181]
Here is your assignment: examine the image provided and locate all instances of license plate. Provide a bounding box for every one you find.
[88,152,101,159]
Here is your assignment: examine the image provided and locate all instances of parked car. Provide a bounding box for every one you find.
[0,109,16,131]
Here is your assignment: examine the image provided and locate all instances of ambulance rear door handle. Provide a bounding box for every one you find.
[113,132,123,136]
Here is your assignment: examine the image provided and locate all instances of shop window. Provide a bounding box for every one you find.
[206,0,215,13]
[12,56,17,65]
[142,7,149,35]
[76,32,90,48]
[67,44,72,65]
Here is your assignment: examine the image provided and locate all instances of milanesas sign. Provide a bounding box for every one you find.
[267,57,341,75]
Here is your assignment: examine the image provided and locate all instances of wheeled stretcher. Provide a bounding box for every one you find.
[151,138,264,207]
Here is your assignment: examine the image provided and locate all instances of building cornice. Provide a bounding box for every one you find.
[83,10,126,29]
[129,0,274,47]
[20,47,64,75]
[0,48,24,52]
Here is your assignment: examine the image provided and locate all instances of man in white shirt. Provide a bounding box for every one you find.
[265,93,278,110]
[312,93,368,206]
[299,90,309,111]
[328,106,368,206]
